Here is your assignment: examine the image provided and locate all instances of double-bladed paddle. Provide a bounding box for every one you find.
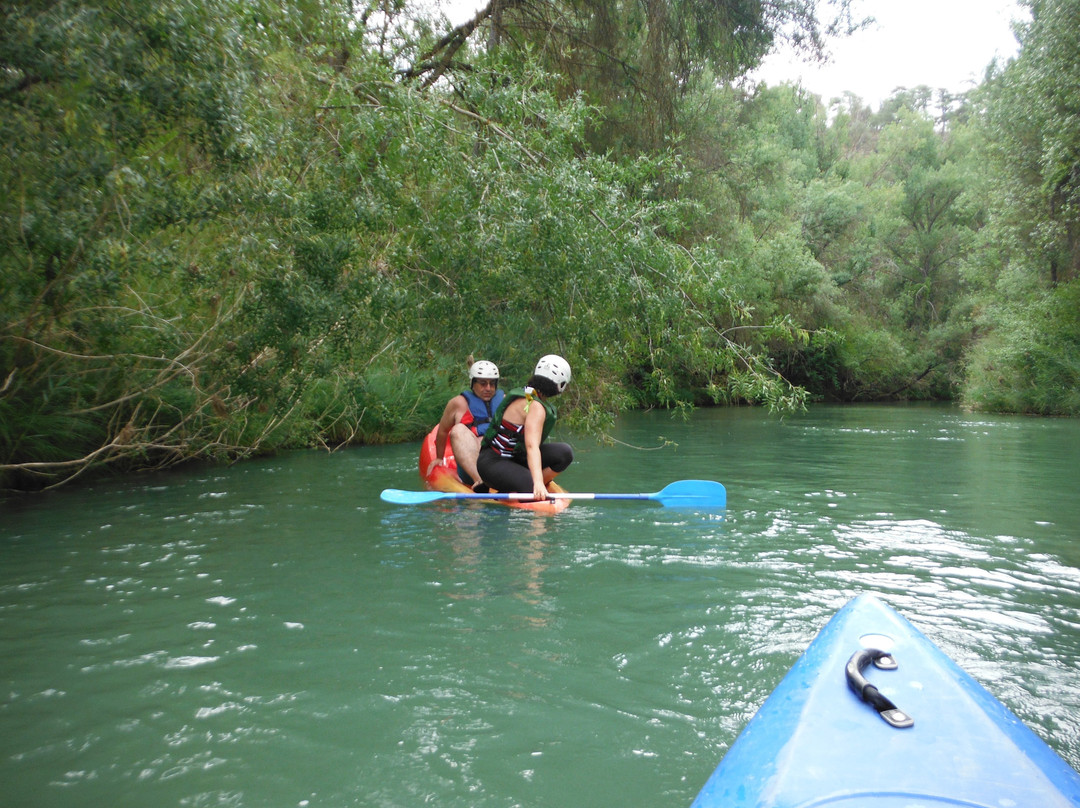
[380,479,726,509]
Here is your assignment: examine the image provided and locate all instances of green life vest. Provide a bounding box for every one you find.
[481,387,557,456]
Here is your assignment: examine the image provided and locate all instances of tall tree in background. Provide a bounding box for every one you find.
[873,112,976,329]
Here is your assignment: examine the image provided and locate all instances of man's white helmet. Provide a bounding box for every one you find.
[469,360,500,381]
[533,354,571,393]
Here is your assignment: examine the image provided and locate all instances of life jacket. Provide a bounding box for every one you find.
[481,387,557,457]
[459,388,505,436]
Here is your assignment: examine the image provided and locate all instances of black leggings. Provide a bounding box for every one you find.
[476,443,573,493]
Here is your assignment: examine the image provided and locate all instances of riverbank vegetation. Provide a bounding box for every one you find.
[3,0,1079,490]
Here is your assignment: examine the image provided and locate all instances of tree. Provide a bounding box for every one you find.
[978,0,1080,286]
[0,0,274,488]
[1,0,815,491]
[403,0,865,153]
[960,0,1080,414]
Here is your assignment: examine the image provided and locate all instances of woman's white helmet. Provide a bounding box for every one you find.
[533,354,571,393]
[468,360,500,381]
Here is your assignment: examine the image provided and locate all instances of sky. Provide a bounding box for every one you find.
[751,0,1027,109]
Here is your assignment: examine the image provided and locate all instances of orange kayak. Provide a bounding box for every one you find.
[418,426,571,515]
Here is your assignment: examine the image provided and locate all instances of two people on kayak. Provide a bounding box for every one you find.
[429,355,574,500]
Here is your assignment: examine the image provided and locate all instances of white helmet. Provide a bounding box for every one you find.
[533,354,571,393]
[468,360,500,381]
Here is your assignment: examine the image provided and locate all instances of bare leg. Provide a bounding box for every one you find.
[448,424,483,485]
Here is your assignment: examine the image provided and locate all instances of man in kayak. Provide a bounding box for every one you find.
[428,360,505,491]
[477,355,574,500]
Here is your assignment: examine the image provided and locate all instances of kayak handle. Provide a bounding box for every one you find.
[845,649,914,729]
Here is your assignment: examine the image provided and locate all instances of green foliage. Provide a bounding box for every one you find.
[406,0,865,155]
[1,2,807,490]
[962,278,1080,415]
[976,0,1080,287]
[2,0,1078,491]
[958,0,1080,412]
[1,0,269,489]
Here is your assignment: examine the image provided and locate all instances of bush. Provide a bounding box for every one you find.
[962,279,1080,415]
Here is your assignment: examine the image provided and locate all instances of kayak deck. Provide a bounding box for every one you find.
[417,425,570,515]
[690,594,1080,807]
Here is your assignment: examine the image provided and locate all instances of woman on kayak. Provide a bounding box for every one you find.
[477,355,573,500]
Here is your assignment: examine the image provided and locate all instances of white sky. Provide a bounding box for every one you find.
[752,0,1027,109]
[438,0,1027,111]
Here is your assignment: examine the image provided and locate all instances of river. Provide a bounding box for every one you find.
[2,404,1079,807]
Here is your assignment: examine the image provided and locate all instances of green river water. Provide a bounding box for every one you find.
[2,404,1079,807]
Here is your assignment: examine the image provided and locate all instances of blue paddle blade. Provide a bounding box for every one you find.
[380,489,452,505]
[651,480,726,508]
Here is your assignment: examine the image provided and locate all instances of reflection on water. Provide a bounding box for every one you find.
[2,404,1079,807]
